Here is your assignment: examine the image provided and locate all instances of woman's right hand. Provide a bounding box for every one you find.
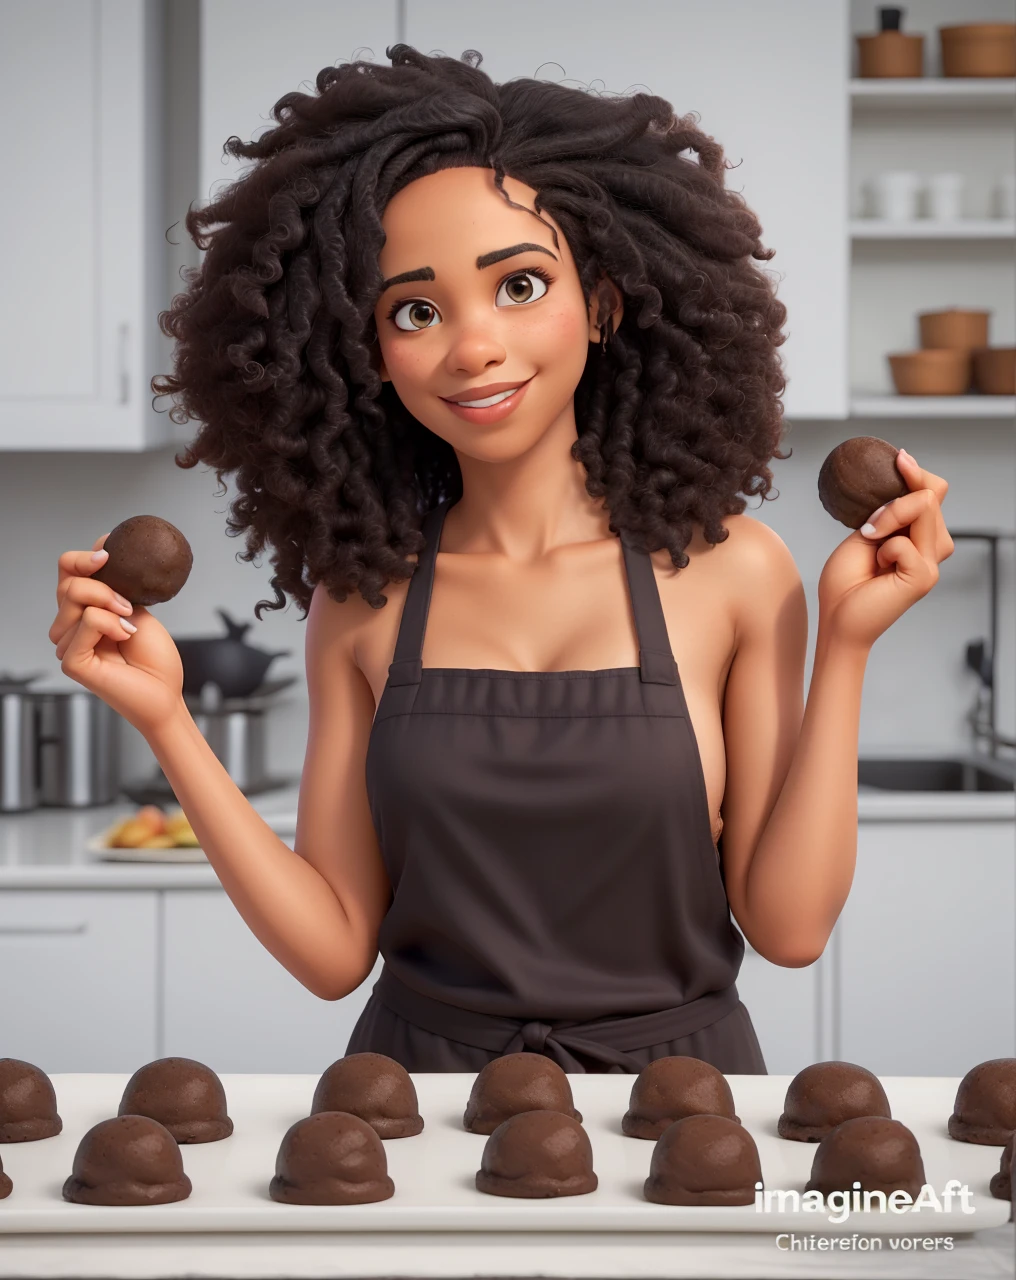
[49,535,186,736]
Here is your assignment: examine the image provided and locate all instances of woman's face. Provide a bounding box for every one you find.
[373,166,617,463]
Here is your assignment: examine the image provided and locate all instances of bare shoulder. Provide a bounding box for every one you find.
[715,512,799,577]
[650,511,799,582]
[306,574,412,708]
[711,514,805,647]
[650,513,802,635]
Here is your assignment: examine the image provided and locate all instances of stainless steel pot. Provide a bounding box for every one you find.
[36,691,119,807]
[0,675,39,812]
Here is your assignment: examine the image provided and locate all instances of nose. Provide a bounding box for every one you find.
[444,321,506,378]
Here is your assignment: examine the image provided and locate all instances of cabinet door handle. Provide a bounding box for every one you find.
[0,923,88,936]
[117,323,130,404]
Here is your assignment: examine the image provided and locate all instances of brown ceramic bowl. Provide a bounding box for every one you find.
[940,24,1016,78]
[857,33,924,78]
[888,349,972,396]
[918,309,990,351]
[972,347,1016,395]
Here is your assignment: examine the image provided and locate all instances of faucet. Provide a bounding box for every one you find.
[951,529,1016,758]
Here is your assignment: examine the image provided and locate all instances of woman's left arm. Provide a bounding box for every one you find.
[719,449,953,967]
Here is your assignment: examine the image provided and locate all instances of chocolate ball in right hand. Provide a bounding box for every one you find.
[817,437,908,529]
[92,515,192,606]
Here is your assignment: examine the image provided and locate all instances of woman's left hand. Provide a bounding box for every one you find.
[817,448,954,651]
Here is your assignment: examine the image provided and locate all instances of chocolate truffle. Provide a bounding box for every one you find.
[62,1115,192,1205]
[0,1058,62,1142]
[118,1057,233,1144]
[464,1053,582,1135]
[948,1058,1016,1145]
[312,1053,422,1139]
[644,1113,761,1206]
[990,1133,1014,1202]
[270,1112,394,1205]
[92,515,192,606]
[0,1152,11,1199]
[778,1061,891,1142]
[622,1056,738,1140]
[475,1110,597,1198]
[817,437,908,529]
[805,1117,926,1201]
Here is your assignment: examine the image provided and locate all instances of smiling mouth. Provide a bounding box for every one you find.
[441,377,533,408]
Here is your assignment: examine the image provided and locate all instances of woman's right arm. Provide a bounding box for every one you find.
[51,543,390,1001]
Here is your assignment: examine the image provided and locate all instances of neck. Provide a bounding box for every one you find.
[446,403,612,561]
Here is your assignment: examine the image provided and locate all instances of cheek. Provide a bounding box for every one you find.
[378,331,432,388]
[522,304,588,356]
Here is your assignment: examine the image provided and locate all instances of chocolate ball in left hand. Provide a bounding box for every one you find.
[817,437,908,529]
[92,514,193,606]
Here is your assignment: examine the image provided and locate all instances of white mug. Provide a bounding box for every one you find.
[994,174,1016,220]
[869,171,921,221]
[924,173,964,222]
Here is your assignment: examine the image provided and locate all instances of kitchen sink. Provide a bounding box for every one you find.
[857,756,1016,793]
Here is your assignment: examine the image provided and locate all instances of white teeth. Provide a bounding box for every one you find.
[453,388,519,408]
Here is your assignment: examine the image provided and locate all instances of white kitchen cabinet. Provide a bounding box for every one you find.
[161,890,382,1072]
[736,943,823,1076]
[404,0,849,420]
[0,890,158,1070]
[837,820,1016,1076]
[0,1,171,451]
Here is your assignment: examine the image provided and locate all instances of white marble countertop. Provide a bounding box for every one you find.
[0,774,1013,891]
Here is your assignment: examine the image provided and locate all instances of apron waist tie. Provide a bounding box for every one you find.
[372,966,741,1074]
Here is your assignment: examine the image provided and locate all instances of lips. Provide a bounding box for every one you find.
[440,377,533,404]
[439,377,534,425]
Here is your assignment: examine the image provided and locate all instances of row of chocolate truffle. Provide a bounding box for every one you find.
[5,1053,1013,1148]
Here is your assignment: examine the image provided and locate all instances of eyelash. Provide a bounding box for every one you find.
[384,266,555,323]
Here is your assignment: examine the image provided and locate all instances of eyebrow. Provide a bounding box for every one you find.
[380,243,558,292]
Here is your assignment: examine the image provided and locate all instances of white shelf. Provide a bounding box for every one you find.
[850,394,1016,419]
[851,78,1016,109]
[851,219,1016,240]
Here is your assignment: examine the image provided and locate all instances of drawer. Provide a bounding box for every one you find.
[736,943,821,1074]
[0,890,158,1071]
[162,890,381,1072]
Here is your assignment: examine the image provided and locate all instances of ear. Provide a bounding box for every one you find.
[588,277,624,344]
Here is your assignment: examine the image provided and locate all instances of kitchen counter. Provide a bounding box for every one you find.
[1,781,1012,890]
[0,1072,1012,1280]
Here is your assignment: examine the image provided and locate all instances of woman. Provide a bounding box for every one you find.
[49,46,952,1073]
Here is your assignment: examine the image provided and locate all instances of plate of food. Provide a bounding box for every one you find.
[87,805,207,863]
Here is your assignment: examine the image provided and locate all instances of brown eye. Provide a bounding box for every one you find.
[391,299,440,331]
[495,271,549,307]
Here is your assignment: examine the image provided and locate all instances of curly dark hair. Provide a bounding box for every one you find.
[155,44,789,617]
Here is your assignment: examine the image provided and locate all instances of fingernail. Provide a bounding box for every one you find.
[120,618,137,634]
[898,448,915,464]
[90,549,108,563]
[113,595,132,612]
[860,504,887,537]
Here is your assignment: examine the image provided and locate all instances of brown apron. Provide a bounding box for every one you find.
[345,498,766,1075]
